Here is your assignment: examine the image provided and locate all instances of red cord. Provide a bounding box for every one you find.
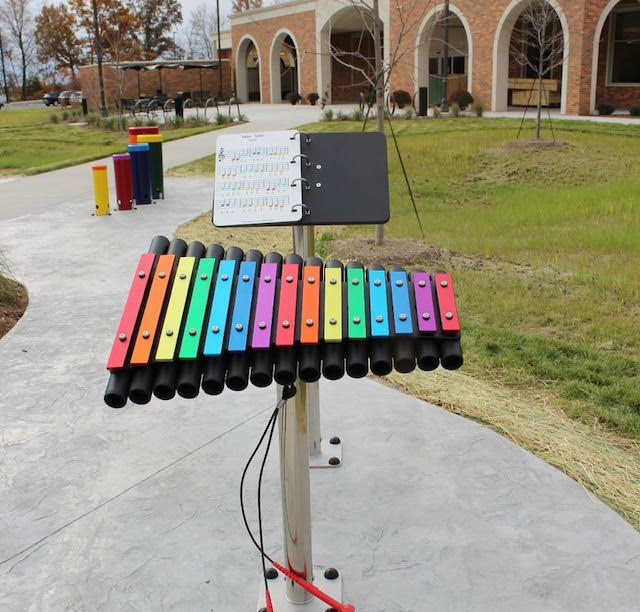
[265,588,273,612]
[270,560,355,612]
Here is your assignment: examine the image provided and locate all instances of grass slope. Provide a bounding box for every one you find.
[172,117,640,528]
[0,107,222,176]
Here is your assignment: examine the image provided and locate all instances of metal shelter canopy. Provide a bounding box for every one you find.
[118,60,224,97]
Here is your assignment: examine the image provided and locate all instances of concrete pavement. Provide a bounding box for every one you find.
[1,106,640,611]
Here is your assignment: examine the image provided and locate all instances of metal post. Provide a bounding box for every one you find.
[279,382,313,603]
[440,0,450,113]
[216,0,223,99]
[292,226,322,459]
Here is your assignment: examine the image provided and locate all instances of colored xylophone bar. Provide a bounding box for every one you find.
[104,236,463,408]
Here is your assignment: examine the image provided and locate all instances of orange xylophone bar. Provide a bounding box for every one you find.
[104,236,463,408]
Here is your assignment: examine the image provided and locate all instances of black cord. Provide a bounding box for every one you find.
[239,405,279,567]
[257,402,280,591]
[385,113,425,238]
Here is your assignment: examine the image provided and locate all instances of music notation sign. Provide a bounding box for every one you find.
[212,130,303,226]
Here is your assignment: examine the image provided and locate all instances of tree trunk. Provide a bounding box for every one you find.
[18,37,26,100]
[91,0,108,117]
[536,26,545,140]
[373,0,385,246]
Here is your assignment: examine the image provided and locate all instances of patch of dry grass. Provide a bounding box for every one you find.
[174,213,292,255]
[384,368,640,530]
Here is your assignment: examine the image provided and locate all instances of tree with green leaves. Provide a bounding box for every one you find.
[35,4,84,80]
[133,0,182,60]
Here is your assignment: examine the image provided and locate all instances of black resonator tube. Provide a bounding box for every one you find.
[201,246,244,395]
[321,259,345,380]
[129,238,188,404]
[153,240,206,400]
[345,261,369,379]
[104,235,170,408]
[273,253,303,385]
[250,251,283,388]
[226,249,263,391]
[439,338,464,370]
[367,263,393,376]
[298,256,323,383]
[176,243,225,399]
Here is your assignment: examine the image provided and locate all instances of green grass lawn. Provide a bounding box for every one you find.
[0,106,223,176]
[172,116,640,440]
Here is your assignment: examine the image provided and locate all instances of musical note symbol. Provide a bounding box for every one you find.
[218,147,225,162]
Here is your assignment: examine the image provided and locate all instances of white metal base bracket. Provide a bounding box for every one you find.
[309,436,342,469]
[256,565,343,611]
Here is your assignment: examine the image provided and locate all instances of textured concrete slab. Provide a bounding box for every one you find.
[1,181,639,611]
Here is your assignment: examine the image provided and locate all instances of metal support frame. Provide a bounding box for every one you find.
[256,225,344,608]
[291,226,342,469]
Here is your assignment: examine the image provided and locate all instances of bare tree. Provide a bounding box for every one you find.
[188,3,217,59]
[326,0,433,245]
[232,0,262,12]
[510,0,564,139]
[0,0,34,99]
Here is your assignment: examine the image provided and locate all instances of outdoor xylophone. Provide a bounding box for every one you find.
[104,235,463,408]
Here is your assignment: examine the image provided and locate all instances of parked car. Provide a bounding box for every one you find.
[70,91,83,105]
[58,91,73,106]
[42,92,59,106]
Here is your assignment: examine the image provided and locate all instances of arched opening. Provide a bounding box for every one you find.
[270,32,299,103]
[416,4,472,108]
[236,37,261,103]
[591,0,640,114]
[493,0,569,113]
[319,7,382,104]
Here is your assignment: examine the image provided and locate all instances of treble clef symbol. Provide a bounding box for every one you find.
[218,147,225,162]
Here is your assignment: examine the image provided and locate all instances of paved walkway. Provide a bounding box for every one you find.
[1,106,639,611]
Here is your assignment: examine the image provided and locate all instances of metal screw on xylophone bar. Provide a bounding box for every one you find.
[290,225,343,470]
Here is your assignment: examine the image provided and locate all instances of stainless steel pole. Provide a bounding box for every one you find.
[291,226,322,458]
[279,381,313,603]
[277,224,316,602]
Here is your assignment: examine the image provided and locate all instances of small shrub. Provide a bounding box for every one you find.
[391,89,411,109]
[630,106,640,117]
[145,119,157,126]
[166,116,184,128]
[322,108,334,121]
[598,102,615,116]
[450,102,460,118]
[336,111,350,121]
[61,110,70,121]
[448,90,474,110]
[288,92,302,105]
[215,113,231,125]
[86,113,101,127]
[432,105,441,119]
[101,117,116,130]
[131,117,145,126]
[307,92,320,105]
[472,101,484,117]
[403,107,415,120]
[49,113,59,124]
[351,108,364,122]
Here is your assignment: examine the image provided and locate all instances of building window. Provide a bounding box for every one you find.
[428,56,465,76]
[610,9,640,84]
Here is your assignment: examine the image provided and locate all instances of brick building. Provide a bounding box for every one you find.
[227,0,639,114]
